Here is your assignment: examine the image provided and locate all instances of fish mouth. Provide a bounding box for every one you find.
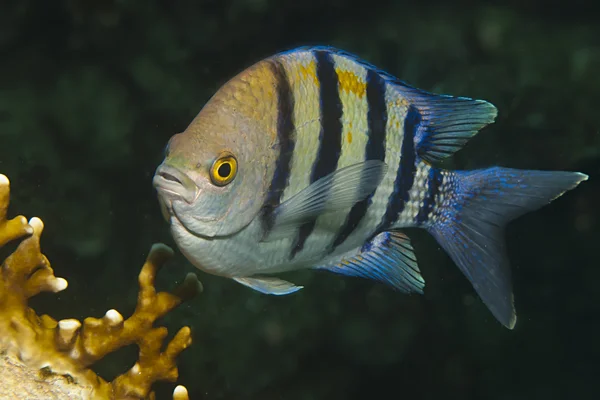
[153,164,198,204]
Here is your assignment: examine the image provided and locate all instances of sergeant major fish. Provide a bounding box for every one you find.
[153,46,588,329]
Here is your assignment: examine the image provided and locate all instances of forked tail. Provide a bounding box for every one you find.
[427,167,588,328]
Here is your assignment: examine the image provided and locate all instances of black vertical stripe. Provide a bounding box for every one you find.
[262,60,296,234]
[331,67,387,250]
[290,50,343,258]
[376,104,420,232]
[415,167,443,225]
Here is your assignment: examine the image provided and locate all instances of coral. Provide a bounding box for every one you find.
[0,173,201,400]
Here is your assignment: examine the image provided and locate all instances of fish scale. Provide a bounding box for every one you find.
[290,49,344,258]
[277,52,320,205]
[398,161,431,226]
[153,46,588,329]
[331,60,387,252]
[293,51,371,260]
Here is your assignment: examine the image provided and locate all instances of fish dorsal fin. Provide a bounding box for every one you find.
[390,82,498,163]
[295,47,497,163]
[317,231,425,294]
[262,160,387,242]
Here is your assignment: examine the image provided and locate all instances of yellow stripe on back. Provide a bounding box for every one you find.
[331,53,369,169]
[336,68,367,99]
[297,59,320,87]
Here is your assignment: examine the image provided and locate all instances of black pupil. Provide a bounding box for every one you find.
[218,162,231,178]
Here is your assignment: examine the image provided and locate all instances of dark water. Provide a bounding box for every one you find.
[1,1,598,399]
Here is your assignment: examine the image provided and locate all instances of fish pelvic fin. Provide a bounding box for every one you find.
[316,231,425,294]
[233,276,303,295]
[427,167,588,329]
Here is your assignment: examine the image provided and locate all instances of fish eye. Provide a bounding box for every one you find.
[210,154,237,186]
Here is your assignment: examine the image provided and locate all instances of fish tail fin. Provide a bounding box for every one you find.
[427,167,588,329]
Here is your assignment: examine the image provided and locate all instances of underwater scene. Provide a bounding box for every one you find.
[1,1,598,399]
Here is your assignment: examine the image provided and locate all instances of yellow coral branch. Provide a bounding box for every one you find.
[112,325,192,398]
[0,174,33,247]
[68,244,196,368]
[0,173,199,400]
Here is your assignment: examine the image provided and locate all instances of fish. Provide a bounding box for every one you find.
[153,46,588,329]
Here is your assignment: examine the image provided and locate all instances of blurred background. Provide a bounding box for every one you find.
[1,1,599,399]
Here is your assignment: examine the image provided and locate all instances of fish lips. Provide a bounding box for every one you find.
[153,164,198,204]
[153,164,221,238]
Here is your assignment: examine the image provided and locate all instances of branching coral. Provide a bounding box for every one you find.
[0,174,201,400]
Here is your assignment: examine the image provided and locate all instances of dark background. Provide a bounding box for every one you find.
[1,1,599,399]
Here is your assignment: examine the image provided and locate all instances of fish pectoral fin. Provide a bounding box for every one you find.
[262,160,387,242]
[390,81,498,164]
[233,276,303,295]
[316,231,425,294]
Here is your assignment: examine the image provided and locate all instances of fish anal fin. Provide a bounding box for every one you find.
[317,231,425,294]
[233,276,303,295]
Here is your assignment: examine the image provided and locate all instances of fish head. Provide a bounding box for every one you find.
[153,60,280,239]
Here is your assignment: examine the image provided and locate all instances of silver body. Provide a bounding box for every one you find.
[153,46,589,328]
[156,48,440,279]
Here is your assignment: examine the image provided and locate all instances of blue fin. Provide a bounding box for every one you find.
[428,167,588,329]
[392,84,498,163]
[317,231,425,294]
[262,160,387,241]
[233,276,303,295]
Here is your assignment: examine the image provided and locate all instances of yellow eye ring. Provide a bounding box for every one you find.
[210,154,237,186]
